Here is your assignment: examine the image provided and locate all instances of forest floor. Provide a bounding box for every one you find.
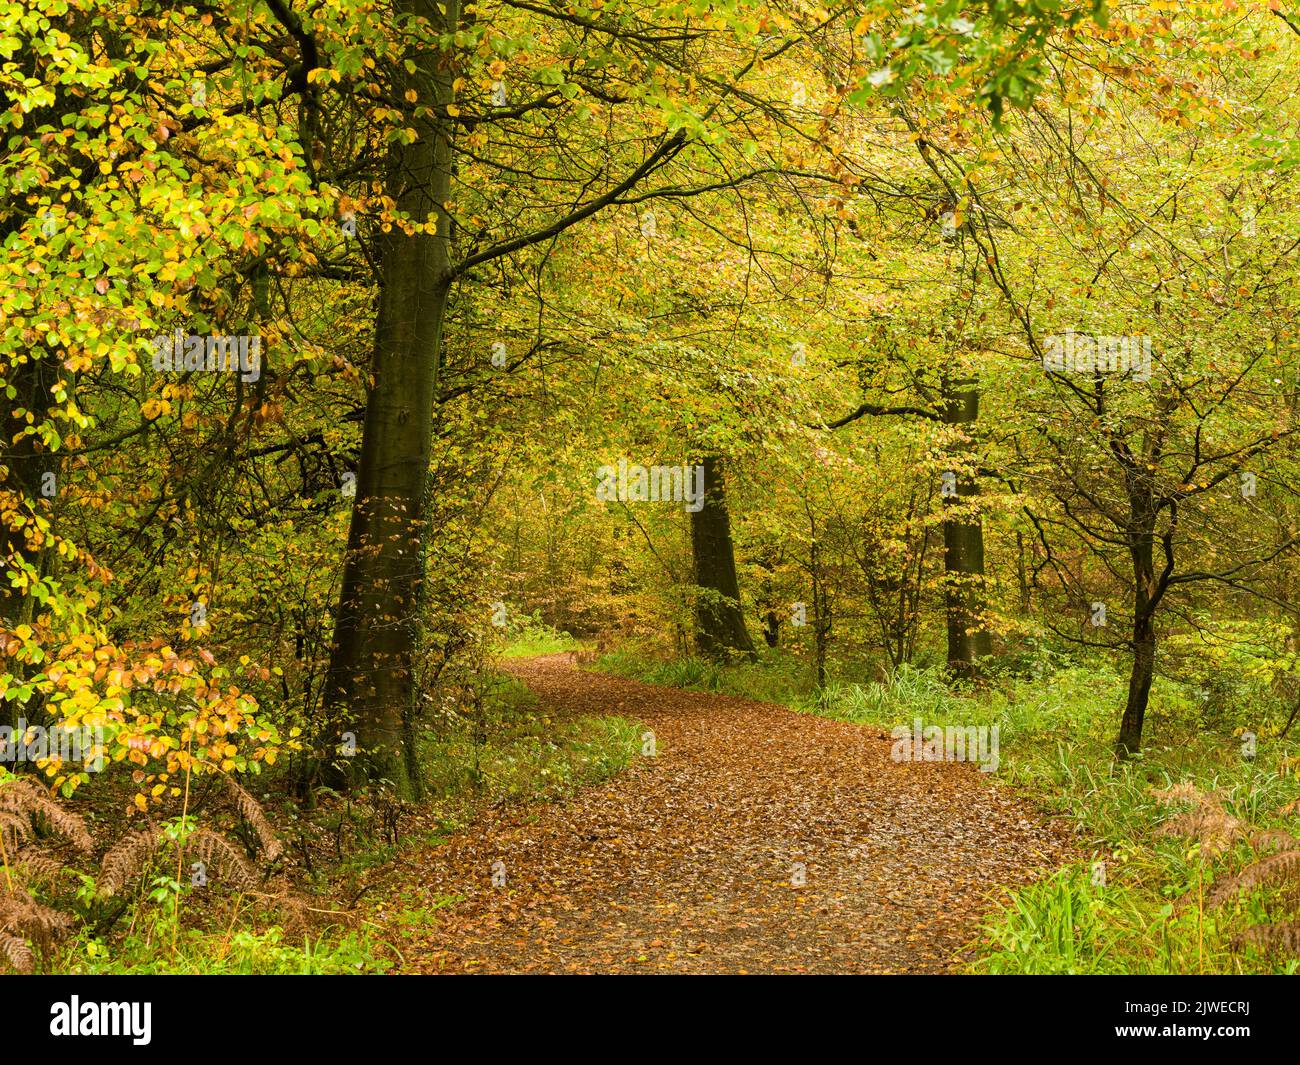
[373,653,1077,974]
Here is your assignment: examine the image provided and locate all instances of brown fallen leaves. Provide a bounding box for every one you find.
[371,654,1076,974]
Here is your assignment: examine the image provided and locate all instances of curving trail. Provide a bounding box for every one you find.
[381,653,1075,974]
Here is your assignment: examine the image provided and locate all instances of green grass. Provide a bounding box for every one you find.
[416,671,641,804]
[596,647,810,705]
[598,644,1300,973]
[61,921,390,974]
[498,614,583,657]
[419,713,641,804]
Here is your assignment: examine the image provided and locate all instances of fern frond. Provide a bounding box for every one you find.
[0,776,92,852]
[0,810,32,852]
[1151,781,1220,807]
[98,829,162,898]
[1249,829,1298,853]
[1207,850,1300,908]
[190,828,257,890]
[0,932,33,973]
[226,778,284,862]
[11,847,64,883]
[1231,920,1300,955]
[0,890,71,953]
[1156,807,1246,855]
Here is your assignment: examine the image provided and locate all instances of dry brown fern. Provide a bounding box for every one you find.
[1154,780,1300,948]
[0,809,32,853]
[1151,780,1258,856]
[97,828,162,898]
[1248,828,1299,853]
[0,932,34,973]
[11,847,65,883]
[99,818,270,898]
[1156,806,1247,855]
[259,876,312,936]
[226,778,284,862]
[0,775,92,971]
[190,828,257,890]
[1206,849,1300,908]
[0,889,72,939]
[1151,781,1222,807]
[1231,920,1300,955]
[0,888,72,972]
[0,776,92,853]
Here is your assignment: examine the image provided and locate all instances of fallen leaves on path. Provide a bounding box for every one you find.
[372,654,1076,974]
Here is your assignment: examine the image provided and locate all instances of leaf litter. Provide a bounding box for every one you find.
[372,654,1075,974]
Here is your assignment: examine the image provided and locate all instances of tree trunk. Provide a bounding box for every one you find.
[0,71,64,644]
[1,354,59,628]
[753,550,781,647]
[321,0,457,794]
[2,353,61,731]
[1117,617,1155,756]
[811,534,830,688]
[1117,526,1157,756]
[941,376,991,678]
[690,455,755,660]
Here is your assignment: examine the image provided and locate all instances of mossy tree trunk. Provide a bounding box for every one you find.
[690,455,755,661]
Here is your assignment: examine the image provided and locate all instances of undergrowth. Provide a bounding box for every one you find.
[417,671,639,804]
[3,656,640,975]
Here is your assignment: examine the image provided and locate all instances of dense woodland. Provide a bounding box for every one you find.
[5,0,1300,977]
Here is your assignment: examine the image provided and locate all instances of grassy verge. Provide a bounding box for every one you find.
[596,645,1300,974]
[418,672,640,804]
[63,924,387,974]
[498,613,584,658]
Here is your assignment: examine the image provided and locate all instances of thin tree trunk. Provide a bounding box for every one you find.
[941,375,991,678]
[1117,526,1157,756]
[1015,530,1031,611]
[2,353,61,731]
[1118,617,1156,756]
[321,0,457,794]
[754,552,781,647]
[1,354,58,627]
[690,455,755,660]
[811,534,829,688]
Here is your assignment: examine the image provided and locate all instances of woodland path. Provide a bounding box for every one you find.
[382,653,1075,974]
